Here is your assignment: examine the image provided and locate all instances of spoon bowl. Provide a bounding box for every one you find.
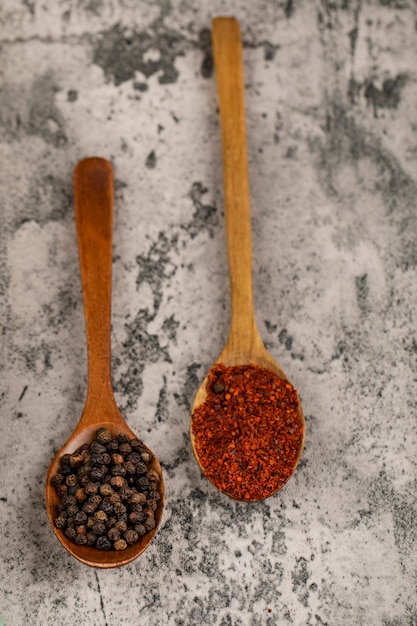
[45,158,164,567]
[190,17,305,500]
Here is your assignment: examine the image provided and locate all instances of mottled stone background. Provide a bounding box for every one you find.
[1,0,416,624]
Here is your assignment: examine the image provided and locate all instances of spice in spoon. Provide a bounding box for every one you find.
[191,363,303,501]
[51,429,162,550]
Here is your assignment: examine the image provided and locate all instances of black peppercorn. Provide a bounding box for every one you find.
[90,467,104,481]
[96,536,111,550]
[51,473,65,487]
[137,477,150,490]
[119,443,132,455]
[60,464,72,476]
[90,441,107,454]
[129,503,143,513]
[147,469,160,483]
[146,499,158,512]
[90,453,105,466]
[65,527,77,540]
[109,491,121,504]
[92,521,106,535]
[94,510,108,523]
[119,486,133,501]
[111,464,126,477]
[100,483,113,497]
[65,474,77,487]
[75,487,87,502]
[83,502,95,515]
[61,494,76,508]
[128,511,143,524]
[127,452,142,465]
[115,520,128,533]
[144,517,156,530]
[88,494,102,508]
[69,454,84,469]
[124,529,138,545]
[75,534,88,545]
[212,380,225,394]
[130,492,147,506]
[108,527,121,542]
[110,475,125,489]
[135,462,147,475]
[99,500,114,516]
[54,514,67,529]
[113,502,127,516]
[134,524,146,536]
[74,511,87,525]
[85,482,100,495]
[86,532,97,546]
[111,453,124,465]
[96,428,112,445]
[125,461,136,475]
[114,538,127,551]
[66,504,78,517]
[57,484,68,497]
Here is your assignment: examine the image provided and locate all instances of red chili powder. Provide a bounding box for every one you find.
[191,363,304,501]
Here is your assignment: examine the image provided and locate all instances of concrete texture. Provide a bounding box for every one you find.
[1,1,416,624]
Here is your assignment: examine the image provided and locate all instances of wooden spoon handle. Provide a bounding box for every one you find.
[73,158,117,413]
[212,17,260,356]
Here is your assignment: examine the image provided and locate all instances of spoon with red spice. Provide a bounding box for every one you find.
[45,158,165,567]
[190,17,305,501]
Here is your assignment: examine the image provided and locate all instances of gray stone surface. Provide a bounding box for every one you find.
[1,1,417,624]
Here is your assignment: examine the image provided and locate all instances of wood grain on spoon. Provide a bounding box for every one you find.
[45,158,164,567]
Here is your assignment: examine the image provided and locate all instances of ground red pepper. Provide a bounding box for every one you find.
[191,363,304,501]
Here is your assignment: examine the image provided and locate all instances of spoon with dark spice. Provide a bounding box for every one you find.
[190,17,305,501]
[45,158,165,567]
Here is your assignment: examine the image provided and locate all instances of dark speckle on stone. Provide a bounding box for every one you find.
[265,320,277,333]
[67,89,78,102]
[364,74,407,118]
[285,0,295,18]
[355,274,369,313]
[133,81,148,92]
[199,28,213,78]
[201,53,213,79]
[182,182,218,239]
[0,73,67,146]
[162,314,180,342]
[93,23,190,86]
[145,150,156,169]
[28,74,67,146]
[279,328,293,351]
[263,42,276,62]
[292,557,310,607]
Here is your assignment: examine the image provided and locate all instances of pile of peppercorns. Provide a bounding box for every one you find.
[51,428,161,550]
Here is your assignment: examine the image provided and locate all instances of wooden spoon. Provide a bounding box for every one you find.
[45,157,165,567]
[190,17,305,499]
